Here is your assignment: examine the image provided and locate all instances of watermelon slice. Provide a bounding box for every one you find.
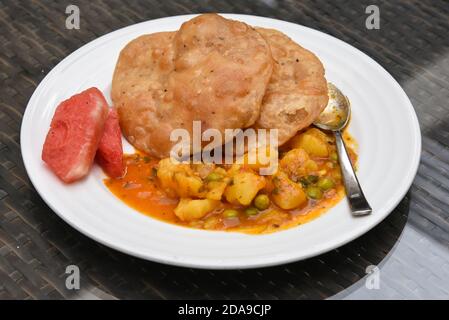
[96,108,125,178]
[42,87,109,183]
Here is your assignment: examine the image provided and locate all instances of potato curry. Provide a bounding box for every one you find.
[105,128,357,234]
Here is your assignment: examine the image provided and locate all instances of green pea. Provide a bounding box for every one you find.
[205,172,223,182]
[223,209,239,218]
[299,177,310,187]
[317,177,335,191]
[245,207,259,216]
[306,186,323,200]
[330,152,338,162]
[306,175,319,184]
[254,194,270,210]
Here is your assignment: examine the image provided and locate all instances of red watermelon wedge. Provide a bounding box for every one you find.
[42,87,109,183]
[96,108,125,178]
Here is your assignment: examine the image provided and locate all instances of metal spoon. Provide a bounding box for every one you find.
[313,83,372,216]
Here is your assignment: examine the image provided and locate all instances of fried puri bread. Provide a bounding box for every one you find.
[112,32,185,158]
[112,14,273,158]
[255,28,328,145]
[172,14,273,130]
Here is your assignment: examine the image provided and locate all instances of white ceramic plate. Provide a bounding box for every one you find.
[21,14,421,269]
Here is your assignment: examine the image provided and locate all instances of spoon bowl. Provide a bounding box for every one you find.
[314,83,351,131]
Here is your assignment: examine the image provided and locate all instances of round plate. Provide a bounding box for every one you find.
[21,14,421,269]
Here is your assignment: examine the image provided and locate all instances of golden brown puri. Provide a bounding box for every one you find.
[112,14,273,158]
[173,14,273,130]
[112,32,188,158]
[255,28,328,146]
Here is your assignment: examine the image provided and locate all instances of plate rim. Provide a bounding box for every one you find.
[20,14,422,269]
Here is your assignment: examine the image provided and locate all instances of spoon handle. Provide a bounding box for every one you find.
[334,131,372,216]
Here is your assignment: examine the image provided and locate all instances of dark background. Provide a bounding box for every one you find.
[0,0,448,299]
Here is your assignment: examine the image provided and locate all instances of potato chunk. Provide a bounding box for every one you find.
[280,148,319,179]
[157,158,203,198]
[280,148,310,177]
[291,128,329,157]
[174,198,220,221]
[174,172,203,198]
[224,171,266,206]
[157,158,185,190]
[205,180,228,200]
[241,146,278,171]
[271,172,307,210]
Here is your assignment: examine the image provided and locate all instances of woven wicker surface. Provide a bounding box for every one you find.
[0,0,448,299]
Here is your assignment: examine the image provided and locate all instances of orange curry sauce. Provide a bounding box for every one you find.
[105,131,357,234]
